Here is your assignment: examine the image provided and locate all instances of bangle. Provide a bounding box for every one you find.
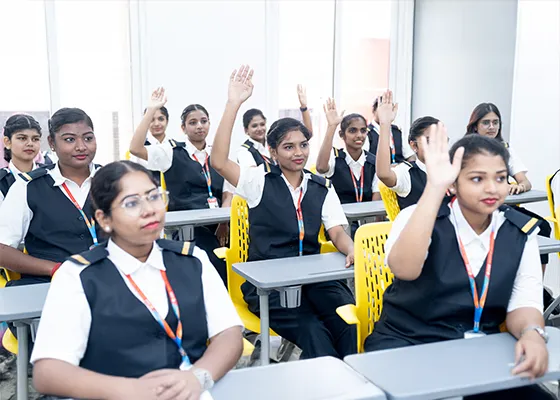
[300,106,308,112]
[51,262,62,277]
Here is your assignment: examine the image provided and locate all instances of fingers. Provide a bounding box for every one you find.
[230,69,237,82]
[246,68,254,85]
[393,103,399,114]
[451,147,465,174]
[157,379,186,400]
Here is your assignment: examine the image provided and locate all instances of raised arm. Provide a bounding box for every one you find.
[316,98,344,174]
[375,90,399,187]
[129,88,167,161]
[388,123,464,280]
[211,65,254,187]
[297,84,313,134]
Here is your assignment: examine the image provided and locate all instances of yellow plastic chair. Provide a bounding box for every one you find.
[308,164,317,174]
[336,222,394,353]
[1,262,21,354]
[378,182,400,222]
[545,173,560,258]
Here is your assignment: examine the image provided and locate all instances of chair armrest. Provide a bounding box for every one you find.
[213,247,227,260]
[336,304,359,325]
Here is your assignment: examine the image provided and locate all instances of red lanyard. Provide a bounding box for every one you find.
[192,153,213,198]
[296,188,304,256]
[60,182,98,246]
[349,166,364,202]
[125,270,191,367]
[450,198,496,333]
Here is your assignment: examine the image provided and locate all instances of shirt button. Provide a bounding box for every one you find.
[78,216,84,221]
[79,234,85,240]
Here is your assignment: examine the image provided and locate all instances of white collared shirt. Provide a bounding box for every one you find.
[388,159,427,198]
[145,139,233,193]
[321,148,380,193]
[507,146,528,177]
[235,164,348,231]
[0,163,98,249]
[0,161,38,206]
[385,200,543,313]
[129,134,166,168]
[236,137,271,169]
[366,122,415,160]
[31,240,242,366]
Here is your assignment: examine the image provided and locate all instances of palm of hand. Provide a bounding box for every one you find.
[423,124,463,189]
[377,103,395,125]
[229,81,253,103]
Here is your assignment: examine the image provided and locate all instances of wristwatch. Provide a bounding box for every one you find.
[192,367,214,391]
[520,325,549,343]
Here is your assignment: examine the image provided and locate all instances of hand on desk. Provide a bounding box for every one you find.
[511,330,549,379]
[141,369,202,400]
[509,183,526,195]
[345,251,354,268]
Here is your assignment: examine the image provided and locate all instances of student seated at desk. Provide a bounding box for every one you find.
[466,102,554,313]
[365,131,553,399]
[375,91,437,210]
[211,65,356,359]
[0,114,43,207]
[0,108,101,286]
[236,108,272,168]
[315,98,381,236]
[129,88,232,285]
[31,161,243,400]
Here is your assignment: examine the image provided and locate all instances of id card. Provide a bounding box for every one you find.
[464,330,486,339]
[207,196,219,209]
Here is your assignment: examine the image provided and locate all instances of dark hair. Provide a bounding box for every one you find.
[340,113,367,135]
[466,103,503,141]
[267,118,312,149]
[91,160,158,217]
[449,134,510,173]
[180,104,209,126]
[3,114,42,162]
[48,108,94,139]
[409,116,440,143]
[143,106,169,121]
[243,109,266,130]
[372,97,380,112]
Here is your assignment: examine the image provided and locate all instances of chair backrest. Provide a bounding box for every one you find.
[378,182,400,221]
[353,222,394,353]
[546,173,560,242]
[226,196,251,304]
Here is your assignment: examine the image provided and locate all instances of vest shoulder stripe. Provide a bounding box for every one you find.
[181,241,195,256]
[365,151,376,165]
[242,140,253,149]
[169,139,186,149]
[69,245,109,266]
[0,169,8,180]
[70,254,91,266]
[521,218,539,234]
[402,160,413,168]
[501,205,540,235]
[18,167,50,182]
[309,173,330,188]
[156,239,195,256]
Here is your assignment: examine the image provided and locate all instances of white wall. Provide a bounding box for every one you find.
[411,0,518,141]
[137,1,269,152]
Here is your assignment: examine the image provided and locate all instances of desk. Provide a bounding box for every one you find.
[233,252,352,365]
[342,201,386,221]
[538,236,560,254]
[0,283,50,400]
[344,327,560,400]
[211,356,386,400]
[504,189,548,205]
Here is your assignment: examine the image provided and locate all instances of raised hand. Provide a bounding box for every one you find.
[377,90,398,125]
[323,98,345,128]
[148,87,167,110]
[422,122,464,190]
[297,84,308,108]
[228,65,254,106]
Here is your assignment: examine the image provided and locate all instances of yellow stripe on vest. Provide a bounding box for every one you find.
[71,254,90,266]
[20,172,33,181]
[521,218,538,234]
[181,241,191,255]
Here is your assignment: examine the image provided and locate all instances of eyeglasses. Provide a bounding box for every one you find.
[115,188,169,217]
[480,119,500,128]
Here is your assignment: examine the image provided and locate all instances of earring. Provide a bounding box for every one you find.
[104,226,111,233]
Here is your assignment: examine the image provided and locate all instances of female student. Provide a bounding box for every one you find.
[236,85,312,168]
[365,130,552,399]
[375,90,439,210]
[0,108,100,286]
[129,88,232,284]
[211,65,356,359]
[367,96,415,164]
[0,114,43,206]
[32,161,243,400]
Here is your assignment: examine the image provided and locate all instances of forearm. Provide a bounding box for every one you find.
[301,109,313,134]
[210,102,241,186]
[130,108,157,160]
[506,307,545,339]
[375,122,398,186]
[388,184,446,280]
[194,326,243,382]
[0,244,54,276]
[329,226,354,256]
[316,126,336,174]
[221,191,233,208]
[34,359,128,400]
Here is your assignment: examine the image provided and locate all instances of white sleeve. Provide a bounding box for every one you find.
[401,139,415,159]
[222,179,235,194]
[31,261,92,365]
[507,147,528,177]
[506,233,544,312]
[234,164,266,208]
[0,179,32,248]
[194,247,242,338]
[0,192,4,208]
[384,205,425,266]
[322,186,349,231]
[372,174,380,193]
[145,141,174,172]
[236,147,257,169]
[389,163,413,198]
[322,150,337,178]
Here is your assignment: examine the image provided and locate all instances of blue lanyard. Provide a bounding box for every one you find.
[192,154,213,198]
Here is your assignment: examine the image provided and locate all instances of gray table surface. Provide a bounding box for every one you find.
[504,189,548,205]
[211,356,386,400]
[165,207,231,227]
[538,236,560,254]
[344,327,560,400]
[233,252,352,289]
[0,283,50,322]
[343,201,386,220]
